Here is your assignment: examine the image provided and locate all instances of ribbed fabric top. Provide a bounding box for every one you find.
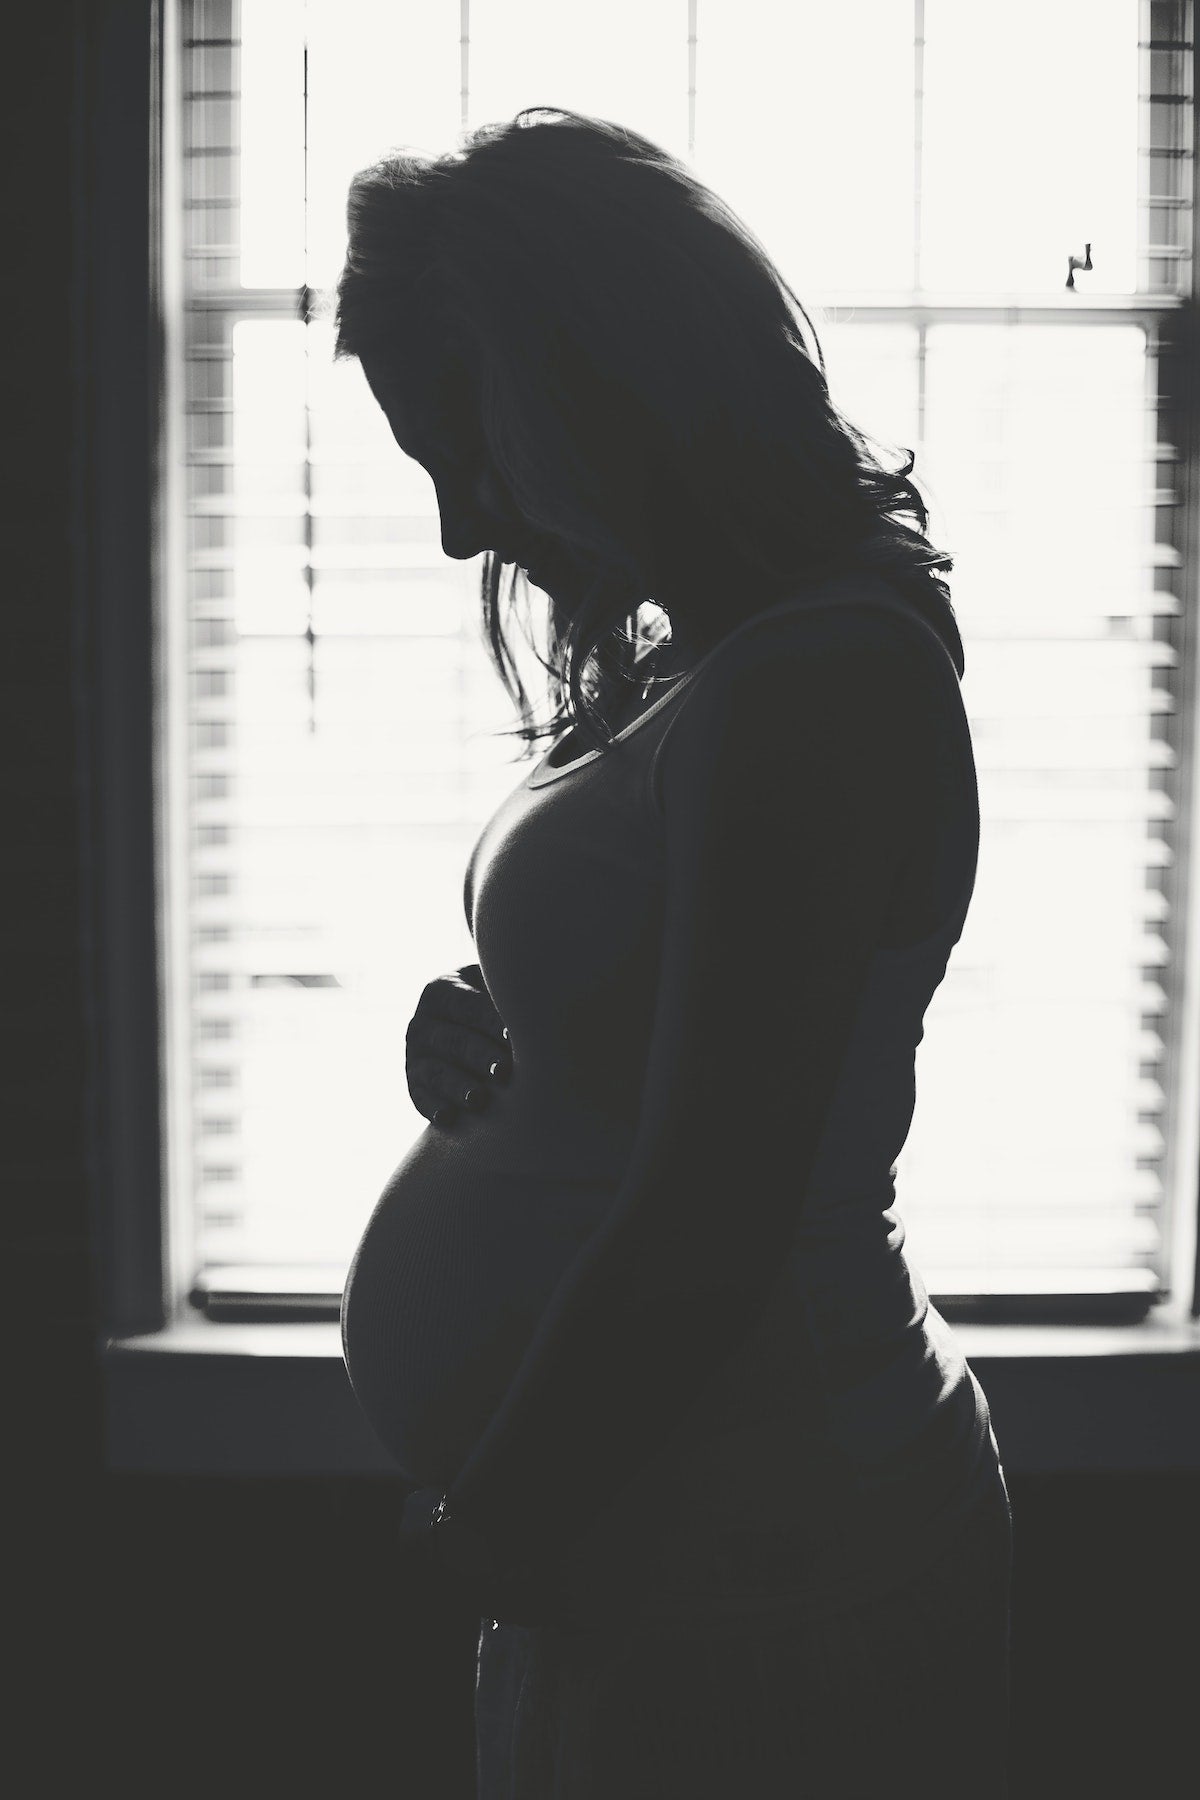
[341,570,1002,1626]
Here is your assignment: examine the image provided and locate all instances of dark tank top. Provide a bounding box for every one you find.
[341,570,1004,1624]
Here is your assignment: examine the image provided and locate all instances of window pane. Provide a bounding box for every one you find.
[922,0,1140,293]
[922,323,1149,612]
[469,0,689,159]
[698,0,915,292]
[814,319,1165,1295]
[820,322,921,457]
[304,0,462,292]
[178,0,1185,1305]
[899,316,1165,1288]
[239,0,306,287]
[205,322,523,1265]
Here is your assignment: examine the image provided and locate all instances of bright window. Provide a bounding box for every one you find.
[171,0,1194,1322]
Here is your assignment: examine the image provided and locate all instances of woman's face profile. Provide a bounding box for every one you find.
[359,351,575,596]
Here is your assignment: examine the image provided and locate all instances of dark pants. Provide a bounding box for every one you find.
[475,1474,1012,1799]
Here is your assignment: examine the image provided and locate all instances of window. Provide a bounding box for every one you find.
[170,0,1198,1326]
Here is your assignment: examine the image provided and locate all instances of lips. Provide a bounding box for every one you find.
[493,545,560,590]
[490,547,534,574]
[521,555,553,588]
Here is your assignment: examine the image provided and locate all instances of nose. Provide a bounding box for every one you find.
[439,514,488,562]
[435,468,523,564]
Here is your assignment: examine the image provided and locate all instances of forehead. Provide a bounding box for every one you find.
[360,350,474,460]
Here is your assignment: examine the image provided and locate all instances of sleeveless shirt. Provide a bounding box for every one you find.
[340,568,1003,1626]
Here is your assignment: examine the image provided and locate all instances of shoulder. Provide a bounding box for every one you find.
[647,585,955,819]
[668,586,945,741]
[706,583,947,681]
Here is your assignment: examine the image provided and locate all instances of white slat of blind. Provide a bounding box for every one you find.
[176,0,1193,1321]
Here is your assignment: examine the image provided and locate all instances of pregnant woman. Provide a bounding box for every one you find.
[338,108,1012,1797]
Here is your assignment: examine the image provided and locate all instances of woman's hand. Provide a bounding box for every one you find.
[405,961,511,1128]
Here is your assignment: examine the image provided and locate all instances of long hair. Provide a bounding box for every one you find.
[334,106,962,759]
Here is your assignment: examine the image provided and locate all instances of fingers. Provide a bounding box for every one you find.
[408,1039,511,1128]
[410,1017,509,1079]
[414,969,506,1039]
[407,969,511,1128]
[409,1072,501,1127]
[409,1055,496,1104]
[409,1081,462,1127]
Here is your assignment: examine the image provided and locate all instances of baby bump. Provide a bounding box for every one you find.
[341,1109,618,1487]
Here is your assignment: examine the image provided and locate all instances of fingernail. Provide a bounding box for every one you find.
[489,1059,510,1085]
[433,1105,457,1127]
[501,1027,509,1041]
[463,1087,488,1110]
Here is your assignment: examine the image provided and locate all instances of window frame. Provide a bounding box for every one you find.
[86,0,1200,1474]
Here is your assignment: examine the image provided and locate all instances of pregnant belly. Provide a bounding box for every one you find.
[340,1104,622,1487]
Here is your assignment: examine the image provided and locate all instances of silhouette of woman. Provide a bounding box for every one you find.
[337,108,1012,1798]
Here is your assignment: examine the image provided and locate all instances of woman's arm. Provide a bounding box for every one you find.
[427,603,947,1610]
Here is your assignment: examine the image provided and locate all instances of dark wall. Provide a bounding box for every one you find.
[89,1468,1198,1797]
[6,0,108,1622]
[9,7,1197,1796]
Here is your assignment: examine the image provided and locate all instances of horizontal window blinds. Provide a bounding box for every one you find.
[176,0,1195,1323]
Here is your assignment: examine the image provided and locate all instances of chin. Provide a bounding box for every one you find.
[523,557,567,597]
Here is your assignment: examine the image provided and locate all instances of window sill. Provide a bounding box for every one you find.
[101,1313,1200,1476]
